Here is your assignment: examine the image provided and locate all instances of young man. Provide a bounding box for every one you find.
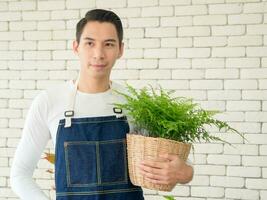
[10,9,193,200]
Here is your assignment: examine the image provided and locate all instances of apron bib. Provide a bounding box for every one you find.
[54,78,144,200]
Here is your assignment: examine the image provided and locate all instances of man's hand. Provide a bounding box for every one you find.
[138,153,193,185]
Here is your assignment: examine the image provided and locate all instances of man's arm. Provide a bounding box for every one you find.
[10,91,51,200]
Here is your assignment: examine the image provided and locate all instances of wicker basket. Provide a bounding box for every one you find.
[126,133,191,191]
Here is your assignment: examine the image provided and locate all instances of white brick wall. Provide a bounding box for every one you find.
[0,0,266,199]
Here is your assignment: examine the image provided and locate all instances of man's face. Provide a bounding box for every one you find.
[73,21,124,80]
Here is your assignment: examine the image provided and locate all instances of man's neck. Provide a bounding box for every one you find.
[77,75,110,94]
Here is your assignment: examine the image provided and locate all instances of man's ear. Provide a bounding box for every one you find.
[73,40,79,55]
[118,42,124,59]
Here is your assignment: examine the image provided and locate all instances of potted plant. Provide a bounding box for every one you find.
[113,84,243,192]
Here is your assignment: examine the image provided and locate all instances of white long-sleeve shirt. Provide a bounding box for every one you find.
[10,80,129,200]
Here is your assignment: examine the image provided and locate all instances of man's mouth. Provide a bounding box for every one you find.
[91,64,106,68]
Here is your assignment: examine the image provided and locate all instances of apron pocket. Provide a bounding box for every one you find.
[64,139,128,187]
[99,139,128,185]
[64,141,98,187]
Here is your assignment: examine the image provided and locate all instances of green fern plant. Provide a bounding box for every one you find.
[114,84,243,144]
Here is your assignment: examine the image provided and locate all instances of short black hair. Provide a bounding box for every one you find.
[76,9,123,46]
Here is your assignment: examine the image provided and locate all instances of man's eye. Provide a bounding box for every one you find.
[106,43,114,47]
[87,42,93,46]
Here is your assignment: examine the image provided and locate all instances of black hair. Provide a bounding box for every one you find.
[76,9,123,46]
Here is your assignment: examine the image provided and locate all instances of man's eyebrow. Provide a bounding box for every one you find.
[83,37,117,43]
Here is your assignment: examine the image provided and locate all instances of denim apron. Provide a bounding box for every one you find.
[55,79,144,200]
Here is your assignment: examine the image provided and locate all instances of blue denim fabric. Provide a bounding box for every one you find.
[55,115,144,200]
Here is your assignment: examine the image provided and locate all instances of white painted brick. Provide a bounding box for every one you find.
[232,122,261,134]
[207,154,241,165]
[261,191,267,200]
[24,51,51,60]
[9,119,25,128]
[160,16,192,27]
[0,119,8,128]
[260,80,267,90]
[66,19,80,29]
[144,48,176,58]
[227,166,261,177]
[178,26,210,37]
[0,2,7,11]
[225,80,258,90]
[192,58,224,68]
[159,59,191,69]
[110,70,139,80]
[194,36,227,47]
[21,70,48,80]
[194,143,223,154]
[190,80,223,89]
[0,90,23,99]
[161,38,192,47]
[0,99,8,108]
[226,58,260,68]
[244,2,267,13]
[263,123,267,133]
[209,3,242,14]
[241,69,267,79]
[9,80,35,90]
[66,0,95,9]
[111,8,141,18]
[140,70,171,79]
[247,47,267,57]
[8,61,35,70]
[172,69,204,79]
[36,80,65,89]
[188,175,209,186]
[53,50,77,60]
[49,70,77,80]
[0,22,7,31]
[0,109,21,119]
[123,49,143,58]
[128,0,158,7]
[0,80,8,88]
[126,80,157,89]
[212,25,245,36]
[24,31,52,40]
[9,41,36,50]
[127,59,158,69]
[188,154,207,164]
[178,48,210,58]
[8,99,31,109]
[191,186,224,198]
[194,164,226,176]
[0,128,21,138]
[246,112,267,122]
[157,80,189,89]
[145,27,176,38]
[263,58,267,67]
[129,38,160,48]
[38,41,66,50]
[0,158,7,167]
[0,51,22,61]
[124,28,144,38]
[160,0,191,5]
[38,21,65,30]
[175,5,207,16]
[246,179,267,189]
[210,176,244,188]
[53,30,75,40]
[0,71,19,80]
[265,35,267,46]
[9,1,36,11]
[38,1,65,10]
[225,188,259,200]
[51,10,79,20]
[129,18,159,28]
[212,47,245,57]
[208,90,241,100]
[224,144,258,155]
[206,69,238,79]
[0,32,23,41]
[228,14,262,24]
[22,11,50,21]
[243,156,267,167]
[227,101,261,111]
[264,168,267,177]
[264,101,267,110]
[228,35,262,46]
[9,21,36,31]
[193,0,224,3]
[193,15,227,25]
[142,6,173,17]
[0,42,8,50]
[245,134,267,145]
[196,100,225,111]
[0,12,21,21]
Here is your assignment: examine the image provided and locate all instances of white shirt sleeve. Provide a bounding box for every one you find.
[10,91,51,200]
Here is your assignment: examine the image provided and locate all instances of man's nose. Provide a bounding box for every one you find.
[93,45,104,60]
